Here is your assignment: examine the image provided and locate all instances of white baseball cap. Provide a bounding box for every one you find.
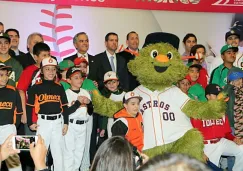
[40,57,57,68]
[123,91,143,103]
[104,71,118,82]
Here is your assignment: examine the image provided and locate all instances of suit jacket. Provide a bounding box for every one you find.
[95,51,129,91]
[118,48,140,91]
[9,49,25,64]
[65,53,98,81]
[18,53,57,69]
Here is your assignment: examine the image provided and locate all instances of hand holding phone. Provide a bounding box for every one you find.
[30,135,47,170]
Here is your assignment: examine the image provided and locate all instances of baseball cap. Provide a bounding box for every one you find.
[74,57,89,66]
[189,64,202,71]
[225,29,240,41]
[0,33,11,43]
[220,44,238,54]
[58,60,74,71]
[205,84,222,96]
[228,71,243,82]
[104,71,118,83]
[0,63,12,71]
[123,91,143,103]
[66,66,81,79]
[40,57,58,68]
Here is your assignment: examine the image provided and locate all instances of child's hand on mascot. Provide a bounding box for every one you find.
[217,92,229,102]
[206,98,227,119]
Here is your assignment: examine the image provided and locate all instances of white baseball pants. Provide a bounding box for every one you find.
[0,124,22,171]
[80,115,93,171]
[64,119,87,171]
[204,138,243,171]
[37,114,64,171]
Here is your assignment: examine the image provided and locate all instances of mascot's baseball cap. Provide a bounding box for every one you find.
[0,33,11,43]
[225,29,240,41]
[66,66,81,79]
[123,91,143,103]
[104,71,118,83]
[0,63,12,71]
[40,57,58,68]
[74,57,89,66]
[220,44,238,55]
[58,60,74,71]
[205,84,222,96]
[143,32,180,50]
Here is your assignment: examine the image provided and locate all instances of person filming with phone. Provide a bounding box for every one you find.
[0,134,48,171]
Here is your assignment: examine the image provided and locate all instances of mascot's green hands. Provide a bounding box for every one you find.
[182,99,226,120]
[92,90,123,117]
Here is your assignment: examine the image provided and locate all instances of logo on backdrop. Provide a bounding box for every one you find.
[136,0,200,4]
[212,0,243,6]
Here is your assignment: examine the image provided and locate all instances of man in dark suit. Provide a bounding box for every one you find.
[96,32,129,91]
[118,31,140,91]
[5,29,25,57]
[65,32,98,82]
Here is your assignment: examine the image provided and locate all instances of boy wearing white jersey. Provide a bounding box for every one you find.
[99,71,126,138]
[64,67,93,171]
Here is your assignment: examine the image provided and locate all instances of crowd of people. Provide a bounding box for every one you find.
[0,20,243,171]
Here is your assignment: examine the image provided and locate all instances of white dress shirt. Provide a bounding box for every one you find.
[106,50,117,72]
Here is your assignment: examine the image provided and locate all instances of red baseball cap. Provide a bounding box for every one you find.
[74,57,89,66]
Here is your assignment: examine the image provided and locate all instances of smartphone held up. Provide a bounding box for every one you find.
[12,135,38,150]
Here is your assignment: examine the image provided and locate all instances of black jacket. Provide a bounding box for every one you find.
[118,48,140,91]
[95,51,129,91]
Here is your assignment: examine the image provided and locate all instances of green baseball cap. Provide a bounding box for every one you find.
[220,44,238,54]
[58,60,74,71]
[0,33,11,43]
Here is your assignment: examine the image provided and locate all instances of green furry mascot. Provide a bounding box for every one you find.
[93,32,226,161]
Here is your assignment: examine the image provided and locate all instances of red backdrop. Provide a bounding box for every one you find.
[3,0,243,13]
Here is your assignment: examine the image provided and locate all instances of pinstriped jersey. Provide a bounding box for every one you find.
[133,85,192,150]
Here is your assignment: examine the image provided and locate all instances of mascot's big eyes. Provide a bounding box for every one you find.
[150,50,158,58]
[167,52,173,59]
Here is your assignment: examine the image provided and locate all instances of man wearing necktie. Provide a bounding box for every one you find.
[95,32,129,91]
[65,32,98,83]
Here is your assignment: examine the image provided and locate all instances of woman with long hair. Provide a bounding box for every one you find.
[90,136,134,171]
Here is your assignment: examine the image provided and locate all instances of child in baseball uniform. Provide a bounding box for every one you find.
[111,91,144,152]
[0,63,23,171]
[58,60,74,91]
[99,71,126,138]
[64,66,93,171]
[18,42,51,134]
[185,64,207,102]
[26,57,69,171]
[191,84,243,170]
[0,33,22,87]
[74,57,99,171]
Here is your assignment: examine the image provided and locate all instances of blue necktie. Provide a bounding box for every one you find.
[110,56,116,72]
